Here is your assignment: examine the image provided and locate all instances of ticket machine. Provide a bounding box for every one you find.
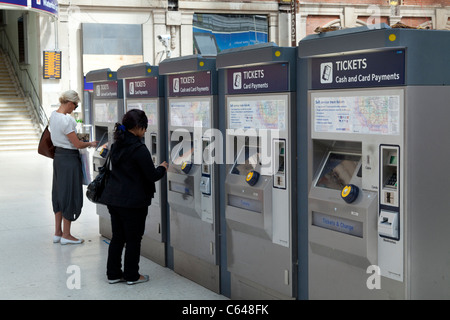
[217,43,298,299]
[117,63,167,266]
[298,25,450,299]
[159,55,221,293]
[86,68,124,239]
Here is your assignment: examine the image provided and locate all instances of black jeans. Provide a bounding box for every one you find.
[106,205,148,281]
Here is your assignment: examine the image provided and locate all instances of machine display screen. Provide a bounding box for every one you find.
[172,147,194,165]
[230,145,260,176]
[316,152,361,190]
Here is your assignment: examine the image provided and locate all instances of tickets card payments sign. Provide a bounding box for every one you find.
[312,49,405,89]
[226,63,289,94]
[125,77,158,98]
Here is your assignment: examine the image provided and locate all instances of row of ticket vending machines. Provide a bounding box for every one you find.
[86,25,450,300]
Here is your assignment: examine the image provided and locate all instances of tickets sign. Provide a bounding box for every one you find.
[311,49,405,89]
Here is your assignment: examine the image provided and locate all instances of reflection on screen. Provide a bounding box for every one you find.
[172,147,194,165]
[316,153,361,190]
[230,145,260,176]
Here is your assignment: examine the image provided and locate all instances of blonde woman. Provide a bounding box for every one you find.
[49,90,97,245]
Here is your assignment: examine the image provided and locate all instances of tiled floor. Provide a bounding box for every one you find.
[0,151,228,300]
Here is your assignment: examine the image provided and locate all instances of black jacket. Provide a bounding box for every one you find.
[99,131,166,208]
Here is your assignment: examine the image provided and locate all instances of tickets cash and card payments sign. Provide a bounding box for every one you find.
[311,49,405,89]
[167,71,211,97]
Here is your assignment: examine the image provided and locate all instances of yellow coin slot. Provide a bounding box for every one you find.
[389,34,397,42]
[181,162,187,170]
[199,61,205,67]
[275,50,281,57]
[342,186,351,198]
[147,68,152,73]
[246,172,253,182]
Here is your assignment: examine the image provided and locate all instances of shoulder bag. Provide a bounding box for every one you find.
[37,125,55,159]
[86,149,111,204]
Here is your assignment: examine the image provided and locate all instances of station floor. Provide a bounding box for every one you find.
[0,151,228,300]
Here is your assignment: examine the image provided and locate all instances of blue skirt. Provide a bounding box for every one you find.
[52,147,83,221]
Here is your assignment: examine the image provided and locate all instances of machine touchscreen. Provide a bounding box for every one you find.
[316,152,361,190]
[172,146,194,165]
[230,145,260,176]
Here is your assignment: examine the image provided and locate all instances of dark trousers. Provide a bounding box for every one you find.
[106,205,148,281]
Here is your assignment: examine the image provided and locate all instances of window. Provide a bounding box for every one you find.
[193,14,268,55]
[18,15,28,64]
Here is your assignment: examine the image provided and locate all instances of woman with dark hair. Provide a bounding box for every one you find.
[99,109,168,285]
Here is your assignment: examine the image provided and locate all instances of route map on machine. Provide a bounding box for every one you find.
[229,99,286,130]
[170,100,211,127]
[314,95,400,135]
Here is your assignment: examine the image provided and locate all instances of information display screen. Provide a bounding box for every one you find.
[172,146,194,165]
[315,152,361,190]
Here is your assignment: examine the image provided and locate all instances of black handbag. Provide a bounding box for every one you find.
[38,125,55,159]
[86,150,111,204]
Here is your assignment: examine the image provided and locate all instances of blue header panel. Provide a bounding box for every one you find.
[0,0,58,16]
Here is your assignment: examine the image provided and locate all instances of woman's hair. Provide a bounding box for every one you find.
[59,90,80,105]
[114,109,148,141]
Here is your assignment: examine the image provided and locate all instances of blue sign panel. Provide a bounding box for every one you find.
[32,0,58,16]
[0,0,58,16]
[226,63,289,94]
[0,0,27,6]
[311,49,405,89]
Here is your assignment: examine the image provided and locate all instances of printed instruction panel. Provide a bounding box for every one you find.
[313,95,400,135]
[169,97,211,128]
[228,94,288,130]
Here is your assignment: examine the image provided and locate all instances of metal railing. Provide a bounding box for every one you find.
[0,28,48,129]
